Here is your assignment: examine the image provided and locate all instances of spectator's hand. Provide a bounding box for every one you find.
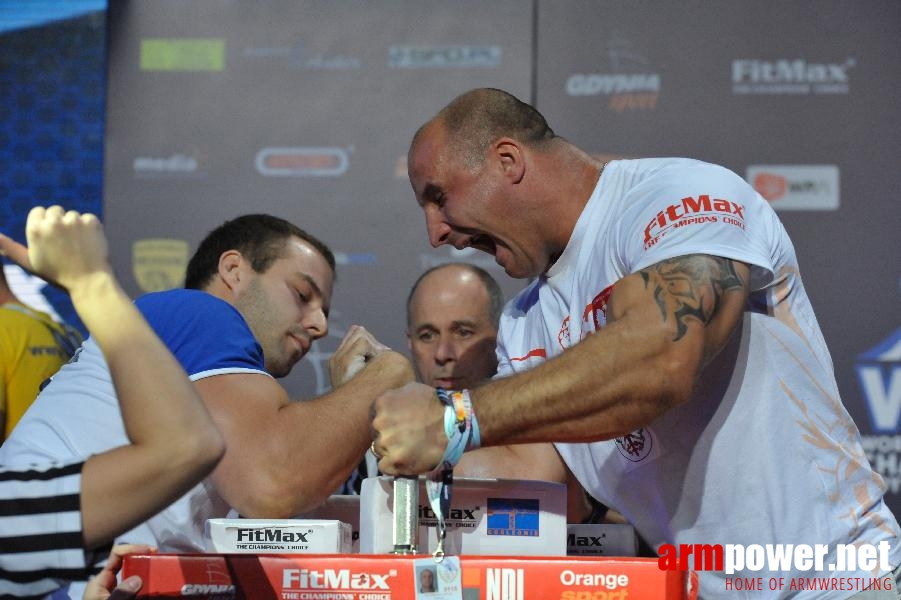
[0,206,110,291]
[83,544,155,600]
[371,382,447,474]
[0,230,28,269]
[329,325,391,388]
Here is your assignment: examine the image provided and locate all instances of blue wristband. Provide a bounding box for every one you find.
[435,388,481,468]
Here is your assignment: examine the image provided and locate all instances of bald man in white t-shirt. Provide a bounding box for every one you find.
[371,88,901,599]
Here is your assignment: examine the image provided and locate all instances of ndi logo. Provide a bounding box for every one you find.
[486,568,523,600]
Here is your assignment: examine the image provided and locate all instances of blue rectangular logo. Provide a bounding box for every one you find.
[486,498,540,537]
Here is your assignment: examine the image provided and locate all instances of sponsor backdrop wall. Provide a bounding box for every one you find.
[103,0,533,401]
[4,2,898,514]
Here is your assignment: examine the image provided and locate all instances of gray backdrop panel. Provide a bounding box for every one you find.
[536,0,901,514]
[105,1,900,515]
[104,0,533,400]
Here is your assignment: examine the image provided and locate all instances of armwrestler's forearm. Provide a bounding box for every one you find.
[475,314,692,446]
[283,351,414,511]
[229,351,414,517]
[473,258,749,446]
[75,273,225,547]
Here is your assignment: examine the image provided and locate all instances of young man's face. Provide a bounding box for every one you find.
[235,237,333,378]
[407,266,498,390]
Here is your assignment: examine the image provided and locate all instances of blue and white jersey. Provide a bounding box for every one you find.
[0,289,271,590]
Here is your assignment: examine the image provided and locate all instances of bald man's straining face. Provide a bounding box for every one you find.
[407,266,498,390]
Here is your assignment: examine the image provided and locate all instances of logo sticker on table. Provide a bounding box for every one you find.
[486,498,540,537]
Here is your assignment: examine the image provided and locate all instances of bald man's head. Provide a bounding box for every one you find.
[406,263,503,390]
[411,87,556,171]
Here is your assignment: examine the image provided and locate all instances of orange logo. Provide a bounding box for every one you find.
[753,172,788,201]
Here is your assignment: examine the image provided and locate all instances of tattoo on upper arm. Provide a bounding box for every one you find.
[638,255,744,341]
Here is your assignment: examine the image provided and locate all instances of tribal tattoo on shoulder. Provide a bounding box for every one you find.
[638,255,744,341]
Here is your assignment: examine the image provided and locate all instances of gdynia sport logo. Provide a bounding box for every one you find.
[658,541,895,593]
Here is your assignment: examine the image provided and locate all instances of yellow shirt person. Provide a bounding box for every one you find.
[0,300,82,440]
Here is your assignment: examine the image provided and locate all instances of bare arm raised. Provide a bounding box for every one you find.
[372,254,749,475]
[0,206,225,549]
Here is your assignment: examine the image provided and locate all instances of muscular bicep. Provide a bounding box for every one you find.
[193,372,293,514]
[609,254,749,368]
[192,360,402,517]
